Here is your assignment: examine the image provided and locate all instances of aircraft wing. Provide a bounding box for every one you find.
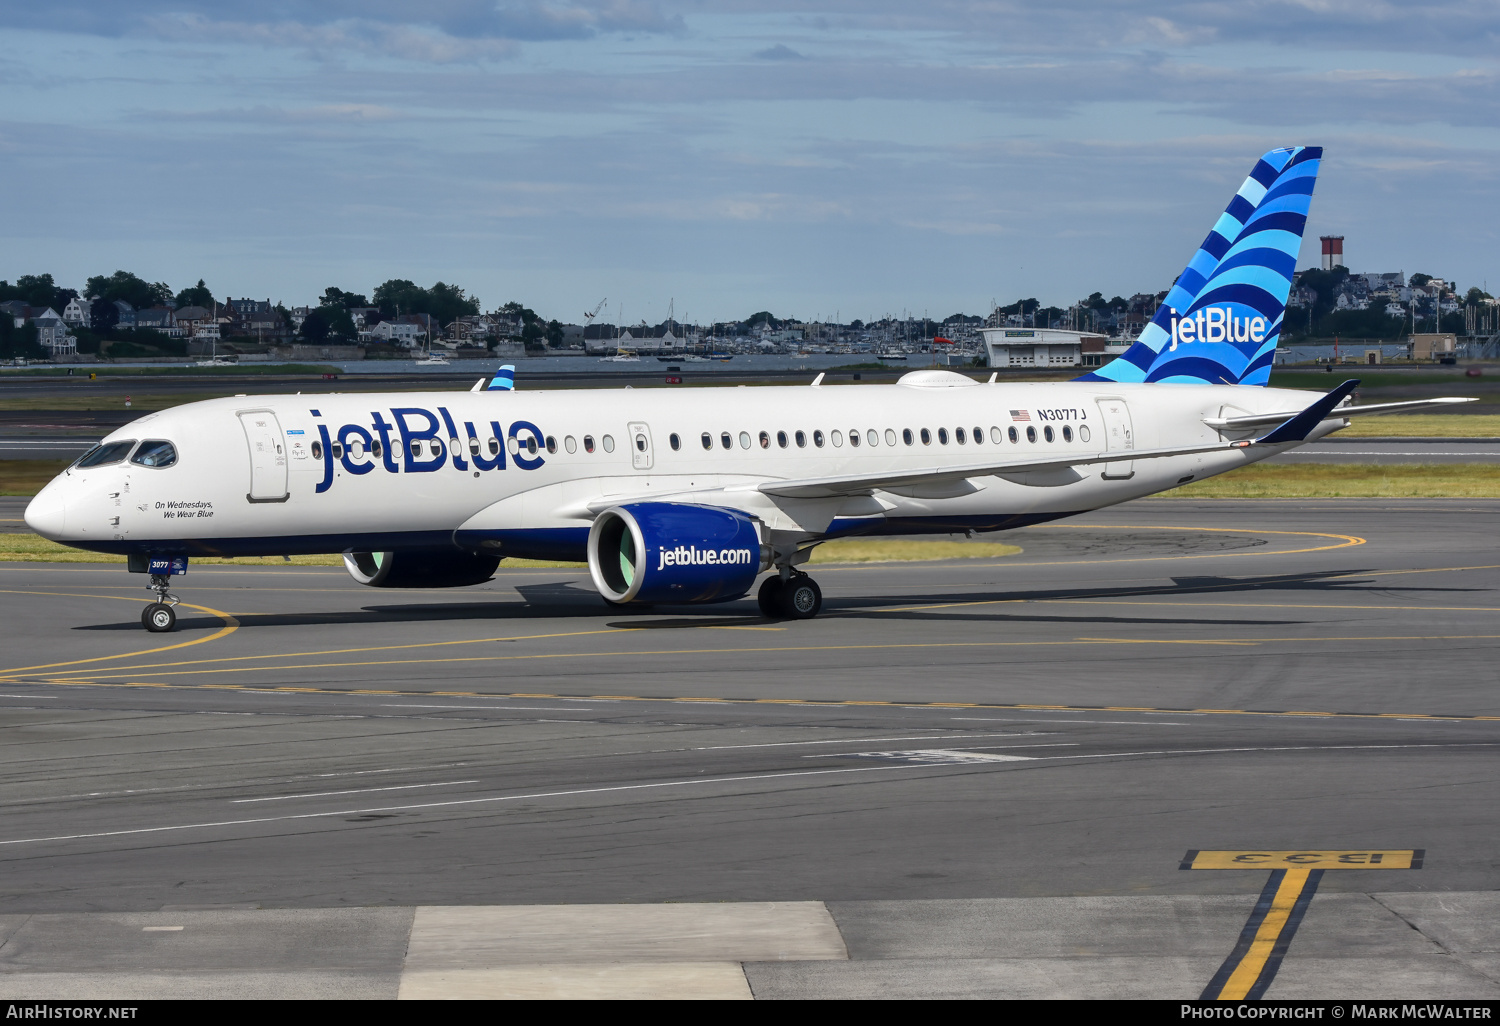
[754,440,1243,499]
[1203,395,1476,430]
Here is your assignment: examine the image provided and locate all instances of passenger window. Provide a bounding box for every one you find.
[795,430,807,448]
[759,431,770,449]
[831,430,843,447]
[489,438,501,455]
[313,441,324,460]
[1079,425,1091,443]
[78,440,136,468]
[507,437,519,455]
[429,439,442,457]
[527,437,539,455]
[701,432,712,450]
[372,440,383,458]
[1008,426,1019,444]
[547,436,559,454]
[668,433,680,451]
[1043,426,1054,442]
[777,431,788,448]
[332,442,344,459]
[739,431,751,449]
[920,428,931,445]
[813,430,824,448]
[468,437,480,455]
[449,438,462,457]
[884,428,896,446]
[1026,426,1037,443]
[410,440,422,457]
[1062,425,1073,442]
[130,440,177,468]
[955,427,966,444]
[991,426,1003,444]
[848,429,861,447]
[635,434,647,452]
[938,428,948,445]
[351,440,364,458]
[566,435,578,454]
[902,428,913,446]
[720,432,732,450]
[973,426,983,445]
[602,434,615,453]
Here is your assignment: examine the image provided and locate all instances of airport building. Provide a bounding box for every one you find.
[981,326,1121,368]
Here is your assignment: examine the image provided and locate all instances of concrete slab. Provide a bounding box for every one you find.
[828,896,1254,958]
[0,908,415,971]
[1374,892,1500,953]
[1288,893,1448,956]
[1265,957,1500,1000]
[745,956,1225,999]
[404,902,846,968]
[398,963,753,1000]
[0,971,399,999]
[0,917,29,951]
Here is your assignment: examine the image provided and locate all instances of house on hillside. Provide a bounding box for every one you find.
[134,306,182,336]
[112,301,136,329]
[32,309,75,356]
[62,296,90,328]
[372,320,420,346]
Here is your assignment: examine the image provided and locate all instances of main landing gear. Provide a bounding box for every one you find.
[757,571,822,620]
[141,574,178,633]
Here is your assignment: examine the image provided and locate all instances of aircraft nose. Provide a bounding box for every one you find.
[24,490,66,538]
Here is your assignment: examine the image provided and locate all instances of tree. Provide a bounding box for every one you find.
[86,270,173,310]
[1409,273,1433,288]
[175,279,215,309]
[0,318,43,360]
[545,319,564,348]
[321,286,369,309]
[300,306,356,342]
[1466,287,1492,304]
[745,311,778,329]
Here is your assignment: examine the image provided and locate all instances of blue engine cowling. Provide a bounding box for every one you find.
[588,502,767,604]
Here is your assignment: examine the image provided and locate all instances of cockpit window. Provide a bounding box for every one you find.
[130,440,178,468]
[76,440,136,468]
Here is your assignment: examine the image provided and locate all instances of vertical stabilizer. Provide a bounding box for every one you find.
[1078,146,1322,387]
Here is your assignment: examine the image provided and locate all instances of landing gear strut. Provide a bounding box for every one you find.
[758,571,822,620]
[141,574,178,633]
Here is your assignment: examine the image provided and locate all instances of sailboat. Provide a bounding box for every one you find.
[413,323,450,365]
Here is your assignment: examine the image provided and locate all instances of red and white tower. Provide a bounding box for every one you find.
[1320,235,1344,271]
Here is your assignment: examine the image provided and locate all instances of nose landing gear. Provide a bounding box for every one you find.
[142,574,179,632]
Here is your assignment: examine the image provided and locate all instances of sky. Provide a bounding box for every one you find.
[2,1,1497,324]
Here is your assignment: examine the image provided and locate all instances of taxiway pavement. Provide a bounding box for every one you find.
[0,499,1496,998]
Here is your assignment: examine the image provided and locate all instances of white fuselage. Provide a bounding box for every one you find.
[24,377,1336,562]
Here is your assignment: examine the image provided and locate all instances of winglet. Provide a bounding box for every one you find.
[487,365,516,391]
[811,373,824,388]
[1256,379,1359,444]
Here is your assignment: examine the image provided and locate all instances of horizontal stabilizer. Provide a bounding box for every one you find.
[1205,395,1477,430]
[1255,379,1359,444]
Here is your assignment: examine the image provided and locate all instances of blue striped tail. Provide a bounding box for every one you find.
[1078,146,1321,387]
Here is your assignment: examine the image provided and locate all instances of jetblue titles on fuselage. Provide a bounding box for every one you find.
[310,406,547,493]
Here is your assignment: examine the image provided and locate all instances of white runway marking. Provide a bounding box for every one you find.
[688,732,1046,752]
[232,780,480,804]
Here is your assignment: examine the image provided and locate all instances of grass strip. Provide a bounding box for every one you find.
[1336,415,1500,437]
[1170,462,1500,498]
[0,461,72,496]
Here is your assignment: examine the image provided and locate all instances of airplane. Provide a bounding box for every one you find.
[25,146,1475,632]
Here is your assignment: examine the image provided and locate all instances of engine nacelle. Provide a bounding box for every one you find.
[588,502,767,605]
[342,550,501,588]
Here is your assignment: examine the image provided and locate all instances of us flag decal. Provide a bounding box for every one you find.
[1009,410,1030,422]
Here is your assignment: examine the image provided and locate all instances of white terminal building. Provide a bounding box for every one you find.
[981,327,1125,369]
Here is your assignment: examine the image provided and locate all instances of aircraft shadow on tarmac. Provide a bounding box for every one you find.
[67,569,1483,633]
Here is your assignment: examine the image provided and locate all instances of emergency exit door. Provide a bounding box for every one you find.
[628,421,654,471]
[238,410,289,502]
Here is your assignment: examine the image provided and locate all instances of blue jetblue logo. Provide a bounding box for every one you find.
[312,406,547,494]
